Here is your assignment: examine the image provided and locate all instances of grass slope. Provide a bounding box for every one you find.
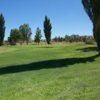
[0,43,100,100]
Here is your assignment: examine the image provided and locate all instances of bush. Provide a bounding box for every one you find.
[85,40,95,44]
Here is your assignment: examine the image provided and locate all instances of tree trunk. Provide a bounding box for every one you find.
[92,0,100,53]
[93,18,100,53]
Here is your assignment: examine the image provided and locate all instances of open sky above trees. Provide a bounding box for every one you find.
[0,0,93,40]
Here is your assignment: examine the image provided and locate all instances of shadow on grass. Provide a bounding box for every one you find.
[76,46,98,52]
[36,46,53,48]
[0,54,100,75]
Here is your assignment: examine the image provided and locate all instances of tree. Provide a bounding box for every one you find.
[0,14,5,46]
[44,16,52,44]
[8,29,21,45]
[34,27,42,44]
[53,36,58,42]
[19,24,32,44]
[82,0,100,53]
[57,36,64,42]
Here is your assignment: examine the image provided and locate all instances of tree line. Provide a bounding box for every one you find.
[0,15,52,45]
[53,35,94,44]
[0,13,94,46]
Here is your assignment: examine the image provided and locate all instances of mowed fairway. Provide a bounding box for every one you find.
[0,43,100,100]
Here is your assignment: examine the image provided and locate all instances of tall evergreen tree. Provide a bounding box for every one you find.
[44,16,52,44]
[82,0,100,53]
[34,27,42,44]
[0,14,5,46]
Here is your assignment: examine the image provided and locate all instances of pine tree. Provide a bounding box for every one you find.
[34,27,42,44]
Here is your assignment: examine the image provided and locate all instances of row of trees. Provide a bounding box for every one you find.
[8,16,52,45]
[53,35,94,44]
[0,14,52,45]
[0,13,95,46]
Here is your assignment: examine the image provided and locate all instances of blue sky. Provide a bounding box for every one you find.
[0,0,93,40]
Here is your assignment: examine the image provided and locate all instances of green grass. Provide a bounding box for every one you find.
[0,43,100,100]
